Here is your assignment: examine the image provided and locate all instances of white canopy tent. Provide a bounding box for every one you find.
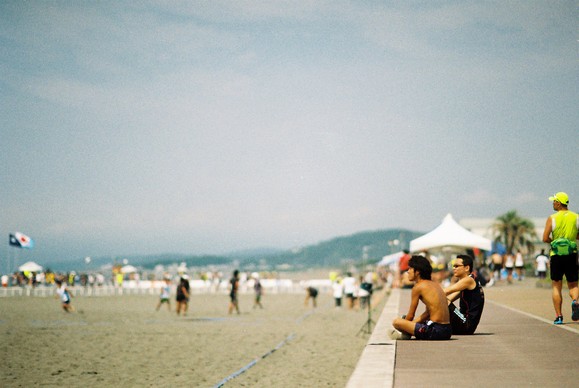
[19,261,43,272]
[410,213,492,253]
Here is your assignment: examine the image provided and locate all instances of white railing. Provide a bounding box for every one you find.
[0,279,332,298]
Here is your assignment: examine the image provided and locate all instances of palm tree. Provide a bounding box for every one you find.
[491,210,538,255]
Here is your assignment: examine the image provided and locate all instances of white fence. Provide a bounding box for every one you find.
[0,279,332,298]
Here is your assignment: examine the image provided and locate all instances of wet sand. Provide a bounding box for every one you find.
[1,291,379,387]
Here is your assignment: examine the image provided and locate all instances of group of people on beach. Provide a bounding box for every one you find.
[325,272,375,310]
[155,269,264,316]
[155,275,191,315]
[390,191,578,340]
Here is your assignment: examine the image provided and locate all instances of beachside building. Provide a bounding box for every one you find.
[459,217,547,255]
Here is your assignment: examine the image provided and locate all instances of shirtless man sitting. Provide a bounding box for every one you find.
[390,255,452,340]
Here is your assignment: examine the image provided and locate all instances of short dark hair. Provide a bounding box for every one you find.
[456,254,474,273]
[408,255,432,280]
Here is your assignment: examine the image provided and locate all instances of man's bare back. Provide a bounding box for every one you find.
[414,279,450,324]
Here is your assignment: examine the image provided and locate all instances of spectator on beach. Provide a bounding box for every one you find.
[514,251,525,281]
[55,278,74,312]
[397,250,411,287]
[444,254,485,335]
[342,272,357,309]
[390,255,451,340]
[176,275,190,316]
[542,192,579,324]
[228,270,240,314]
[535,249,549,279]
[332,277,344,308]
[305,286,318,308]
[252,273,264,309]
[156,278,171,312]
[115,272,123,288]
[504,253,515,283]
[358,275,372,310]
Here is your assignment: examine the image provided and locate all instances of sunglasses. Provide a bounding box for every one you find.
[452,264,464,268]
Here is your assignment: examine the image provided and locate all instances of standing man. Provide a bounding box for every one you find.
[543,192,579,324]
[252,273,264,309]
[342,272,357,309]
[444,254,485,334]
[175,275,190,316]
[535,249,549,280]
[398,250,411,287]
[228,270,241,315]
[390,256,451,340]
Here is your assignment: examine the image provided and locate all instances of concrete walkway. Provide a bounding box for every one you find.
[349,284,579,387]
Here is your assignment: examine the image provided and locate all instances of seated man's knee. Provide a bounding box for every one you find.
[392,318,405,330]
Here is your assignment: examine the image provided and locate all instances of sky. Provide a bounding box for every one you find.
[1,1,578,266]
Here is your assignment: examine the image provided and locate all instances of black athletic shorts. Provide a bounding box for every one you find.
[550,253,579,282]
[414,321,452,340]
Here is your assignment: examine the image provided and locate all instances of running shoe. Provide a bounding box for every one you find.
[553,315,563,325]
[572,300,579,321]
[389,329,411,340]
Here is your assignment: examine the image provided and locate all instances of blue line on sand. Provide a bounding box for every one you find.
[213,309,316,387]
[213,332,296,388]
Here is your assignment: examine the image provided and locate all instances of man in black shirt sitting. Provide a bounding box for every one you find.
[444,254,485,335]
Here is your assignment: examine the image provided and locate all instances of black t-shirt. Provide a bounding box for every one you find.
[460,275,485,330]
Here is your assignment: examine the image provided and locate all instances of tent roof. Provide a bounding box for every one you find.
[18,261,43,272]
[121,265,138,273]
[409,213,492,252]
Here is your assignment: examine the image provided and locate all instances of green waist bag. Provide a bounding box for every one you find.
[551,238,577,256]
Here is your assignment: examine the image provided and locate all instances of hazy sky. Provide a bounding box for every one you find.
[1,1,577,265]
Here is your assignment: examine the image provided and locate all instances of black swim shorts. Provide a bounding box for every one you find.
[414,321,452,340]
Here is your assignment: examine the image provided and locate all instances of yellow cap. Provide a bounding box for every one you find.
[549,192,569,205]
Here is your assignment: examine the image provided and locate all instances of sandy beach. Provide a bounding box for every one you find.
[1,290,382,387]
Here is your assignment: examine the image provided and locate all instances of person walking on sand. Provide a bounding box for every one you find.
[342,272,357,309]
[332,277,344,308]
[228,270,240,314]
[542,192,579,324]
[252,273,263,309]
[156,277,171,312]
[55,278,74,312]
[176,275,190,316]
[390,256,451,340]
[444,254,485,335]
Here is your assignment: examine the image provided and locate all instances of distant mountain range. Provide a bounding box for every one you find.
[46,228,423,272]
